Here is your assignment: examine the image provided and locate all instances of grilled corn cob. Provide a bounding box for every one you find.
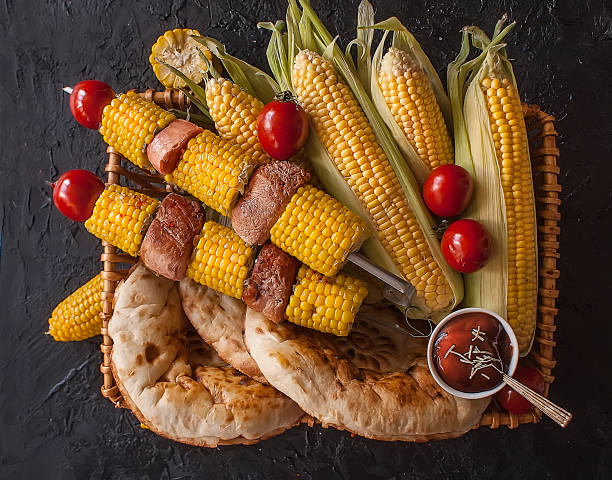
[270,185,368,277]
[99,91,176,171]
[206,78,270,166]
[165,130,254,216]
[186,221,254,298]
[84,185,159,256]
[292,50,453,311]
[48,274,104,341]
[150,28,213,89]
[286,266,368,336]
[378,47,453,173]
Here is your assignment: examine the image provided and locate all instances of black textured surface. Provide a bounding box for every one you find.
[1,0,610,478]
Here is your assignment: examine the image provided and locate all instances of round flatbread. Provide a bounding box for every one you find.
[109,263,304,446]
[244,306,490,442]
[179,277,266,383]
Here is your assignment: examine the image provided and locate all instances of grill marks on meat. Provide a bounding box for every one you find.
[146,119,203,174]
[231,161,311,245]
[141,194,205,281]
[242,244,300,324]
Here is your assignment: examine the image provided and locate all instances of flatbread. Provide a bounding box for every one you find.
[244,306,490,442]
[179,278,266,383]
[109,263,304,446]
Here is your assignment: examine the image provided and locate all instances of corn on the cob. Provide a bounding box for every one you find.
[480,74,537,353]
[270,185,368,277]
[449,22,538,355]
[206,78,270,166]
[186,221,254,298]
[292,50,453,311]
[85,185,159,256]
[149,28,213,89]
[286,265,368,336]
[378,47,453,173]
[48,274,104,341]
[165,130,254,216]
[100,91,176,170]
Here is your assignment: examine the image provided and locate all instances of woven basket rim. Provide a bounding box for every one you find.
[97,89,561,434]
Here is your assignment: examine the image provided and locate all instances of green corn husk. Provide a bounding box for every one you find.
[262,0,463,321]
[352,0,452,186]
[448,20,537,355]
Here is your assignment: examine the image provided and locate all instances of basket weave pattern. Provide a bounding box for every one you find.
[98,90,561,431]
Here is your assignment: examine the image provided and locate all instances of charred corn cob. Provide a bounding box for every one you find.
[150,28,213,89]
[292,50,453,311]
[100,91,176,170]
[186,221,254,298]
[84,185,159,256]
[206,78,270,166]
[378,47,453,173]
[165,130,254,216]
[286,266,368,336]
[270,185,368,277]
[48,274,104,341]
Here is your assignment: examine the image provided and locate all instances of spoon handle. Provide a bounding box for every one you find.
[502,373,572,428]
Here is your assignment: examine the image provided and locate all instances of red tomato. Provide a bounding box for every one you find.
[423,164,474,217]
[52,170,105,222]
[441,219,492,273]
[257,95,309,160]
[495,363,546,414]
[69,80,115,129]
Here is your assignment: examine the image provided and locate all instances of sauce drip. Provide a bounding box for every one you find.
[433,312,512,393]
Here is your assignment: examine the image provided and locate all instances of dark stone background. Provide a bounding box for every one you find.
[1,0,610,478]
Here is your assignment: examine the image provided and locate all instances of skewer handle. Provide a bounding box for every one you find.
[502,373,572,428]
[347,253,415,307]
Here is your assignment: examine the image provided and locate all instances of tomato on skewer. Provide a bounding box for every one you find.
[52,170,105,222]
[68,80,115,129]
[257,93,309,161]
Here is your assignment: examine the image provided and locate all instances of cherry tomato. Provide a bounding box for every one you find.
[423,164,474,217]
[52,170,105,222]
[495,362,546,414]
[257,94,309,160]
[441,219,492,273]
[69,80,115,129]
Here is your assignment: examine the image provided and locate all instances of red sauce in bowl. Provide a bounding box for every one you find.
[433,312,512,393]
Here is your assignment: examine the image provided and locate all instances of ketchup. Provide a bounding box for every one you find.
[433,312,512,393]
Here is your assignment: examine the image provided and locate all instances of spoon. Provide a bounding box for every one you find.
[491,364,572,428]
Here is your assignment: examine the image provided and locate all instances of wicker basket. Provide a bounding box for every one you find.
[98,89,561,432]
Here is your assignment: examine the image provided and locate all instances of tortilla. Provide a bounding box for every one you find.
[244,305,490,442]
[179,277,266,383]
[109,263,304,446]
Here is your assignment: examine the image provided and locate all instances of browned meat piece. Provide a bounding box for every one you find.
[141,194,205,281]
[231,161,311,245]
[242,243,300,324]
[146,119,203,174]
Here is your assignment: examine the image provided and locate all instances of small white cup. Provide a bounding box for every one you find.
[426,307,519,399]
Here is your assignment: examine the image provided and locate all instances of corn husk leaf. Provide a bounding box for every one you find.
[191,36,279,103]
[261,0,463,321]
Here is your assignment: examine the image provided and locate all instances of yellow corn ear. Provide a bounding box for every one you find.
[378,47,454,173]
[292,50,453,312]
[84,185,159,256]
[285,266,368,336]
[48,274,104,341]
[186,221,254,299]
[206,78,270,166]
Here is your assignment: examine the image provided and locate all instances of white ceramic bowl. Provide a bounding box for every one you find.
[426,307,519,399]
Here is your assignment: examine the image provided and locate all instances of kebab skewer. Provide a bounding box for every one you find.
[65,83,415,306]
[52,173,368,337]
